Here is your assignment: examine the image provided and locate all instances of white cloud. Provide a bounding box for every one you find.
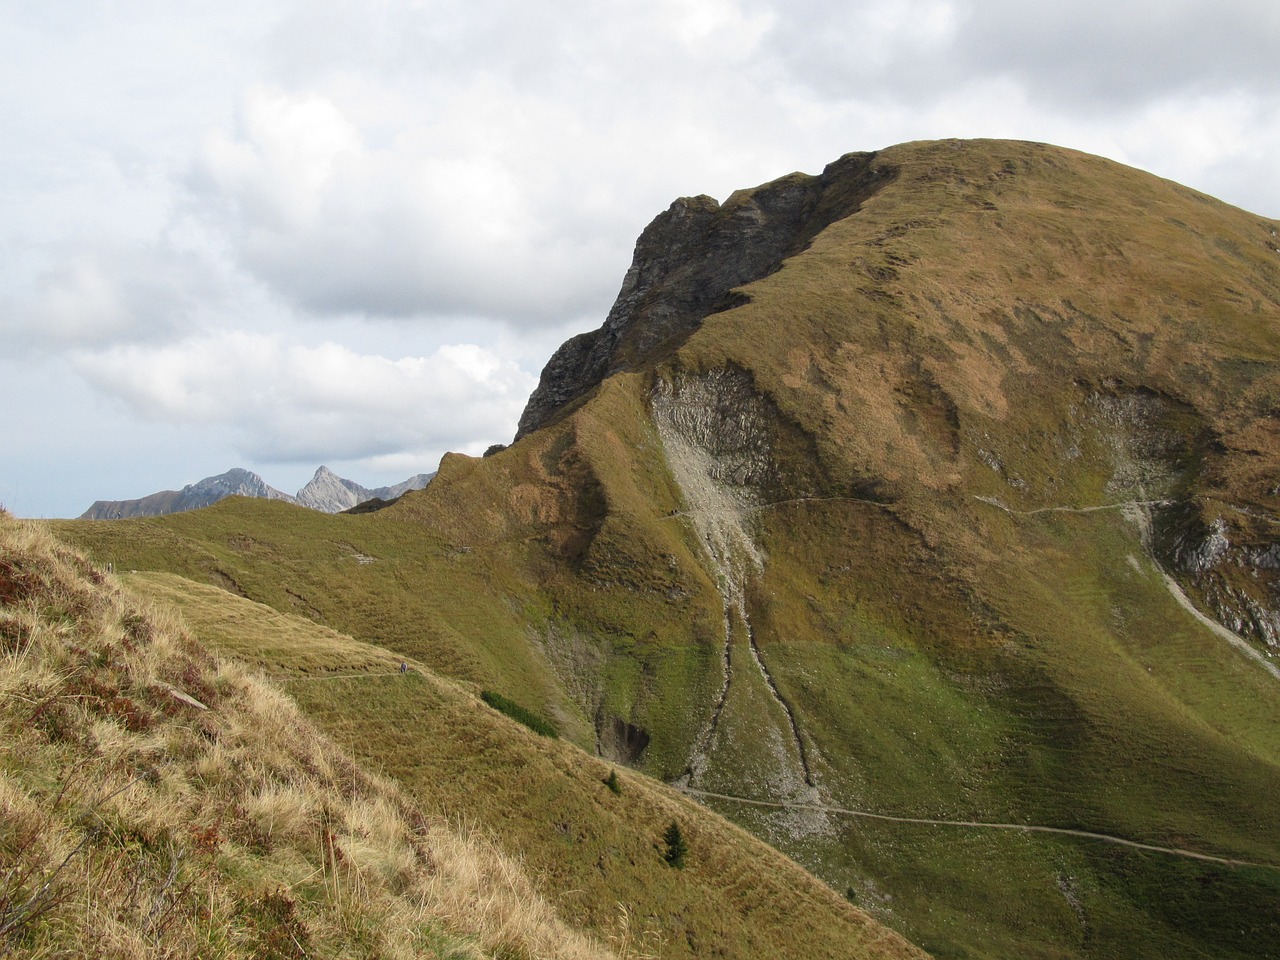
[3,0,1279,517]
[200,88,368,232]
[3,241,223,353]
[763,0,1280,111]
[74,332,536,464]
[31,257,128,342]
[657,0,777,47]
[192,84,632,323]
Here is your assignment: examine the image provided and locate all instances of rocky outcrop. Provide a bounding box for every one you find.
[1161,508,1280,649]
[295,466,434,513]
[296,465,369,513]
[372,471,436,503]
[653,367,830,840]
[515,151,894,438]
[1080,386,1280,653]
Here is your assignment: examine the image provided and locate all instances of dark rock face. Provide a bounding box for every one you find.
[1161,508,1280,648]
[515,151,893,438]
[597,715,651,765]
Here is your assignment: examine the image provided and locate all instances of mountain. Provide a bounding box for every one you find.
[79,466,297,519]
[80,465,434,519]
[517,151,886,438]
[54,139,1280,960]
[295,465,435,513]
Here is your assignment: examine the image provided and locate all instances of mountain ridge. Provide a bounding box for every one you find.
[53,138,1280,960]
[79,464,435,519]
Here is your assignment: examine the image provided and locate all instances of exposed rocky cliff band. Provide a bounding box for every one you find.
[515,151,895,438]
[1158,505,1280,649]
[652,367,831,841]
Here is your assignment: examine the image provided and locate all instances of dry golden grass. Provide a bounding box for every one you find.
[122,570,402,676]
[0,510,615,960]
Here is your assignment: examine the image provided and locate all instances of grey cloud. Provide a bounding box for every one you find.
[201,150,629,324]
[1,242,217,354]
[953,0,1280,107]
[178,1,815,328]
[762,0,1280,112]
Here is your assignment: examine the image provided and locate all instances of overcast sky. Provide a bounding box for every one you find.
[4,1,1278,518]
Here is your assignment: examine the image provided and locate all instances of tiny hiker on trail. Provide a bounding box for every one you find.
[399,662,407,674]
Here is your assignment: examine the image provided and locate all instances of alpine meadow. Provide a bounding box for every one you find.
[12,138,1280,959]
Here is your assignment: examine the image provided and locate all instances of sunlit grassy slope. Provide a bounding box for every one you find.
[0,511,615,960]
[3,513,920,959]
[56,139,1280,959]
[118,569,924,960]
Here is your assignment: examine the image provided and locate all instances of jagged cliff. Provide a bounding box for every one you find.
[295,465,434,513]
[516,151,892,437]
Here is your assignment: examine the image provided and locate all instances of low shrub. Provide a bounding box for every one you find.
[662,820,687,869]
[479,691,558,739]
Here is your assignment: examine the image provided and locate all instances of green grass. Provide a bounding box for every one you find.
[0,513,614,960]
[727,493,1280,957]
[51,139,1280,960]
[110,565,924,960]
[280,670,916,960]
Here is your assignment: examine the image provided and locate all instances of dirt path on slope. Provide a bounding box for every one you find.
[675,786,1280,869]
[975,495,1280,683]
[973,495,1174,516]
[1154,565,1280,680]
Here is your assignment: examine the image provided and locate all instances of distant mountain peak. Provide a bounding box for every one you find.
[80,466,434,519]
[296,466,371,513]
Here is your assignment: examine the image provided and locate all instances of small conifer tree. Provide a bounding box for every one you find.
[604,769,622,795]
[662,820,687,869]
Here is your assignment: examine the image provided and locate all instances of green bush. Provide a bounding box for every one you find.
[662,820,687,869]
[479,691,558,739]
[604,770,622,795]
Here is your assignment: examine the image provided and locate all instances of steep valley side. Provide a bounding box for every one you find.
[54,139,1280,960]
[652,369,830,842]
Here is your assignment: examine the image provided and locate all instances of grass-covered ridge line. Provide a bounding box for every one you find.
[107,559,928,958]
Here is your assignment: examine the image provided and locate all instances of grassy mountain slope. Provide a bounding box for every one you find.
[5,513,920,959]
[122,568,923,960]
[55,139,1280,959]
[0,511,614,960]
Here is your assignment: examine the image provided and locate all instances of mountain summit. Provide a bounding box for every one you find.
[58,139,1280,960]
[79,467,296,519]
[516,151,889,437]
[295,465,435,513]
